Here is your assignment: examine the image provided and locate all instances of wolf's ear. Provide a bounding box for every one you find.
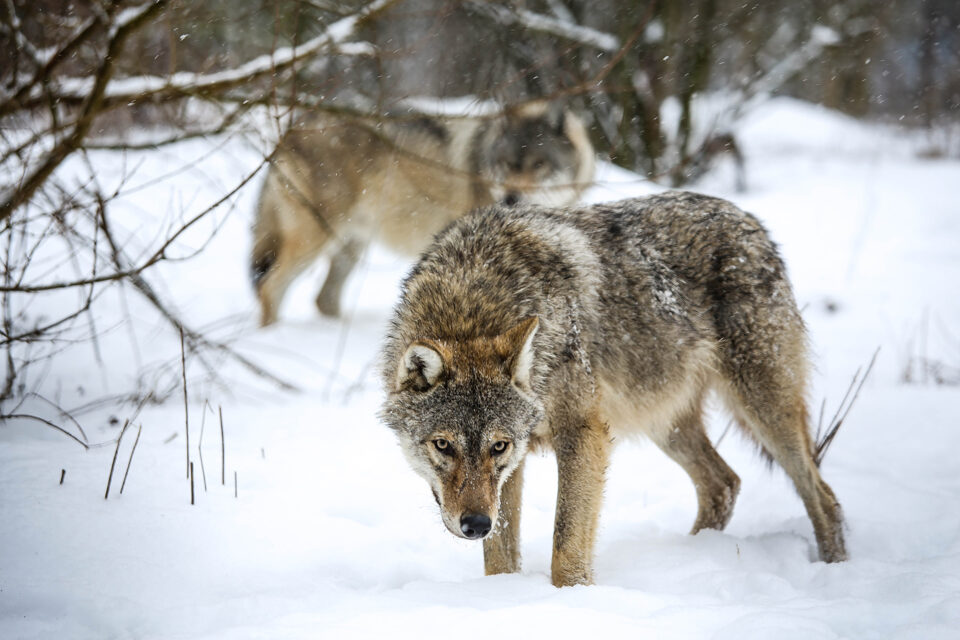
[396,341,446,391]
[497,316,539,392]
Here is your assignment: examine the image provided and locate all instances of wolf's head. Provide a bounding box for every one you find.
[479,102,594,208]
[381,317,544,540]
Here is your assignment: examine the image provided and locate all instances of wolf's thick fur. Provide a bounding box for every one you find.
[381,192,847,587]
[251,102,595,325]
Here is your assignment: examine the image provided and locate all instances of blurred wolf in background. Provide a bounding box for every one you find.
[381,192,847,587]
[250,102,595,326]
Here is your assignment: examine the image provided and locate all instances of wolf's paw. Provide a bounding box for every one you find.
[315,293,341,318]
[550,558,594,588]
[691,476,741,533]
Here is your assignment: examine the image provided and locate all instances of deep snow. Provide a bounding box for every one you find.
[2,98,959,639]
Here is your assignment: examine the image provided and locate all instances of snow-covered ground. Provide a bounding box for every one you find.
[2,98,959,639]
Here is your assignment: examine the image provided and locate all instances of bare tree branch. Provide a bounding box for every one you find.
[466,1,619,53]
[0,151,273,293]
[738,25,842,113]
[13,0,398,113]
[83,103,253,151]
[0,9,104,118]
[0,0,170,224]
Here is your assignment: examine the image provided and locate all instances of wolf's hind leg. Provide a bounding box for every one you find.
[654,400,740,533]
[315,237,365,318]
[714,290,846,562]
[728,386,847,563]
[484,459,525,575]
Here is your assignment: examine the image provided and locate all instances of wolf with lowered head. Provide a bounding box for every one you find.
[381,192,847,587]
[251,101,594,326]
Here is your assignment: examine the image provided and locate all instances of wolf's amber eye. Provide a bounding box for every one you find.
[434,439,452,454]
[491,441,509,455]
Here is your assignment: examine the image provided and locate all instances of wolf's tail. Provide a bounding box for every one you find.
[250,231,278,290]
[250,176,279,290]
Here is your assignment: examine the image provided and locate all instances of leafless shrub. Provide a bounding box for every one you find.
[1,0,400,427]
[900,312,960,387]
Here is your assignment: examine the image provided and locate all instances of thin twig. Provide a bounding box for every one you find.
[181,327,189,479]
[104,419,130,499]
[23,393,89,443]
[198,401,209,492]
[119,423,143,494]
[824,364,861,439]
[815,397,827,443]
[219,405,225,486]
[190,461,195,505]
[1,413,89,449]
[714,417,735,448]
[815,347,880,466]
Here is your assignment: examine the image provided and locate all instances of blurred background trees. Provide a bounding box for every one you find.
[1,0,958,409]
[3,0,958,177]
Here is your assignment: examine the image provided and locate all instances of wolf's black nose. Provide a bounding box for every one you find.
[503,193,520,206]
[460,513,492,539]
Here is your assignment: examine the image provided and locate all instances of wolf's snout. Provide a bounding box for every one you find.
[460,513,492,539]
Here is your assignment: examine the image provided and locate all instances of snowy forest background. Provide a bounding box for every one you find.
[2,1,960,638]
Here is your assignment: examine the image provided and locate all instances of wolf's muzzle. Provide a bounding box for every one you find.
[460,513,492,539]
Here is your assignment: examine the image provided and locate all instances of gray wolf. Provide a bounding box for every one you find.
[250,102,595,325]
[380,192,847,587]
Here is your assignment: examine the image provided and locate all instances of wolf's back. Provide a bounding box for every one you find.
[384,192,802,388]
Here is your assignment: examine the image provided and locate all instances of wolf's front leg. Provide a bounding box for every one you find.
[551,411,610,587]
[484,459,525,575]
